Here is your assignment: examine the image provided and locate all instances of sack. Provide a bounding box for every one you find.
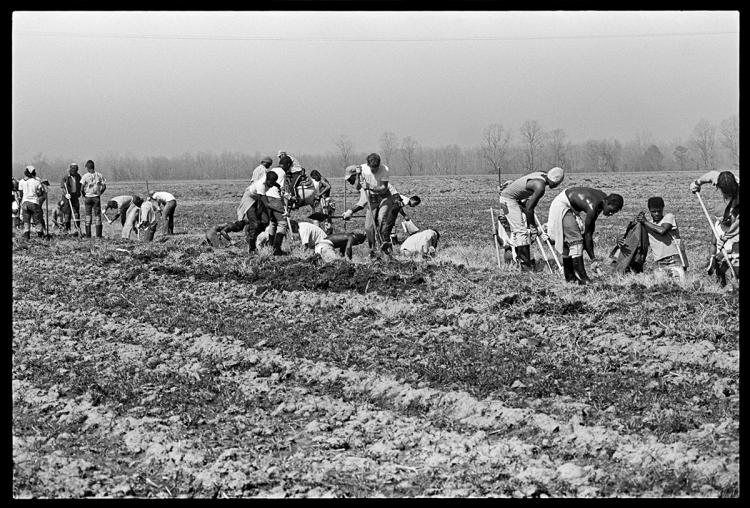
[402,219,419,235]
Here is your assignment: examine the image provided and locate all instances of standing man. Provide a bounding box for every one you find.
[263,156,293,255]
[104,195,133,227]
[60,163,82,233]
[547,187,624,284]
[150,191,178,235]
[252,156,273,183]
[17,166,47,239]
[498,167,565,270]
[79,160,107,238]
[341,153,401,257]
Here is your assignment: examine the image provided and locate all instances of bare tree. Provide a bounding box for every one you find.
[546,128,569,169]
[400,136,419,176]
[719,115,739,170]
[481,123,512,178]
[520,120,546,172]
[690,119,717,171]
[673,145,691,171]
[379,131,399,168]
[334,135,355,170]
[584,139,622,172]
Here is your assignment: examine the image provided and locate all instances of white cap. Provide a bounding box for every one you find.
[25,165,35,172]
[546,167,565,185]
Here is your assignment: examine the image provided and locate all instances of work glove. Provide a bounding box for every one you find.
[690,180,701,193]
[540,232,549,243]
[65,193,71,199]
[342,209,353,220]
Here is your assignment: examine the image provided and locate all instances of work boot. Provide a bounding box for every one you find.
[272,233,287,256]
[95,225,103,238]
[516,245,533,271]
[562,256,576,282]
[85,225,92,238]
[381,241,393,255]
[572,256,591,285]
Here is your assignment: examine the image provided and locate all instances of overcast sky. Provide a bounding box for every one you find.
[12,10,739,163]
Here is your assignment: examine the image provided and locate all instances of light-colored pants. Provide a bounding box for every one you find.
[498,197,529,246]
[315,240,340,262]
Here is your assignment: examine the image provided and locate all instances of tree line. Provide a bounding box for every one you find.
[13,116,738,182]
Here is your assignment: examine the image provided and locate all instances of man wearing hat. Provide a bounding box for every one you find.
[498,167,565,271]
[60,162,82,233]
[252,156,273,184]
[17,166,47,239]
[341,153,401,257]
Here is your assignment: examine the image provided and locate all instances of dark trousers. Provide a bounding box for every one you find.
[162,200,177,235]
[245,201,271,251]
[83,196,102,226]
[21,202,43,233]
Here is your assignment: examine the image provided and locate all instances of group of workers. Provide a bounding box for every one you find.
[13,151,739,285]
[12,160,178,242]
[215,150,438,261]
[494,166,739,286]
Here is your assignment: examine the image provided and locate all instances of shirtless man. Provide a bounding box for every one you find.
[547,187,624,284]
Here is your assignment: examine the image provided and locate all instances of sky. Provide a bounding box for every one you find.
[12,10,739,163]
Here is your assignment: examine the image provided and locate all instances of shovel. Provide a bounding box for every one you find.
[308,212,364,221]
[695,191,736,279]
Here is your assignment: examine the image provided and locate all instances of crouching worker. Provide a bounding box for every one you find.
[383,194,421,246]
[51,199,70,232]
[205,219,248,248]
[121,196,143,240]
[150,191,177,235]
[103,195,133,226]
[638,197,688,280]
[400,228,440,259]
[289,219,366,262]
[547,187,623,284]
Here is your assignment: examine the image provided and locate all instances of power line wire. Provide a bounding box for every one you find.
[13,30,739,42]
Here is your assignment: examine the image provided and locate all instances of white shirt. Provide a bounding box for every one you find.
[139,200,158,225]
[262,168,288,199]
[110,195,133,208]
[18,177,45,205]
[298,222,328,248]
[151,191,176,204]
[401,229,439,255]
[251,164,268,183]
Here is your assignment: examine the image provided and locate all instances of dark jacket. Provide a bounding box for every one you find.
[61,172,82,198]
[613,221,649,274]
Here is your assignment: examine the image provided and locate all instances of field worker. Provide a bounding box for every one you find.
[289,219,367,261]
[103,195,133,227]
[60,163,82,233]
[137,196,159,242]
[277,150,303,173]
[79,160,107,238]
[690,170,739,279]
[309,169,332,212]
[244,170,278,254]
[51,199,69,232]
[17,166,47,239]
[12,177,21,229]
[121,196,143,240]
[636,196,689,280]
[383,195,421,246]
[400,228,440,258]
[547,187,623,284]
[205,219,247,248]
[252,156,273,184]
[341,153,400,258]
[150,191,177,235]
[263,156,294,255]
[498,167,565,271]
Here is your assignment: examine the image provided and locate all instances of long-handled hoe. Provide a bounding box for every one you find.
[63,182,82,237]
[695,191,736,279]
[489,207,503,269]
[534,211,563,273]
